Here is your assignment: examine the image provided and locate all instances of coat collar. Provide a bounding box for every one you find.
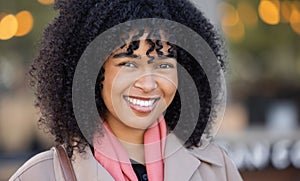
[164,133,223,181]
[188,142,224,167]
[57,133,223,181]
[164,133,200,181]
[71,147,115,181]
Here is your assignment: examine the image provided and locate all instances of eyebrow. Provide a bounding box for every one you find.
[112,52,140,59]
[112,52,175,60]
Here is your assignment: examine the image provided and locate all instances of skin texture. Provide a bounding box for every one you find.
[29,0,225,157]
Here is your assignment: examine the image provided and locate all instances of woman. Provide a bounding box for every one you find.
[10,0,243,180]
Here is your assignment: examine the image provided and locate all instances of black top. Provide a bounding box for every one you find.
[131,160,148,181]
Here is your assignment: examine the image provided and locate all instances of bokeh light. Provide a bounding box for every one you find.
[258,0,280,25]
[0,14,18,40]
[280,1,292,23]
[237,1,258,27]
[290,2,300,35]
[218,2,245,42]
[15,11,34,37]
[222,19,245,42]
[218,2,240,26]
[38,0,54,5]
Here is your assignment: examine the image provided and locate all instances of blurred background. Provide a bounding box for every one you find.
[0,0,300,180]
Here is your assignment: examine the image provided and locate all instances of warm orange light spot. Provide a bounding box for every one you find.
[237,2,258,27]
[15,11,34,37]
[218,2,240,26]
[280,1,292,23]
[290,3,300,35]
[38,0,54,5]
[0,14,18,40]
[222,19,245,42]
[258,0,280,25]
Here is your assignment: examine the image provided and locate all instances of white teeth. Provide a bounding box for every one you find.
[125,96,156,107]
[150,100,155,105]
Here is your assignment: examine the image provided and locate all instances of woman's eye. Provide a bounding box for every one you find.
[119,62,137,68]
[159,63,174,69]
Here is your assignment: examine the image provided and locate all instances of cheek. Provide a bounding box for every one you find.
[102,70,134,105]
[169,75,178,101]
[101,81,112,111]
[167,71,178,94]
[165,84,177,101]
[161,73,178,103]
[101,71,116,109]
[102,67,121,96]
[110,73,134,95]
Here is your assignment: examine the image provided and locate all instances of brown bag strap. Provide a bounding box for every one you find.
[55,145,77,181]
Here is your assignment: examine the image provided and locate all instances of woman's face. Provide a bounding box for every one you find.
[101,39,178,131]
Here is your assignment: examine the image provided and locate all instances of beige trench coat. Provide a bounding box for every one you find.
[9,134,243,181]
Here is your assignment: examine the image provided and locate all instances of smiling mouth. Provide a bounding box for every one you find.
[123,96,160,113]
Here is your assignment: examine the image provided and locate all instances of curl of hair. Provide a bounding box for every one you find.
[29,0,225,157]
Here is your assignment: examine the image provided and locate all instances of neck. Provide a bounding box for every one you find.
[106,120,146,164]
[106,120,145,144]
[119,139,145,164]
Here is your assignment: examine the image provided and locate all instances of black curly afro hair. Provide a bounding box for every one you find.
[29,0,225,157]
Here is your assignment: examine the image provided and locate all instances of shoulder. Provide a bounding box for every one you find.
[9,149,56,181]
[188,143,244,181]
[188,142,228,166]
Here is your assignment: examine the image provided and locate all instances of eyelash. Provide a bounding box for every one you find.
[118,62,174,69]
[158,63,174,69]
[119,62,137,68]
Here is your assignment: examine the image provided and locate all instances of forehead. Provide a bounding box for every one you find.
[113,40,170,55]
[110,39,176,65]
[107,29,176,63]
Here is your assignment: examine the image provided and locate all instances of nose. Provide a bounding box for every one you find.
[134,74,158,92]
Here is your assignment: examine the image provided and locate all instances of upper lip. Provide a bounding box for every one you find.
[123,95,160,101]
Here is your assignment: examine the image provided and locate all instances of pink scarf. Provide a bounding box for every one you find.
[93,115,166,181]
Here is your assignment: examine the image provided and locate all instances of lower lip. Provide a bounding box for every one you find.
[125,99,158,113]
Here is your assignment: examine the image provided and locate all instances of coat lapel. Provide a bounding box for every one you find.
[164,134,201,181]
[71,147,115,181]
[164,134,225,181]
[188,142,223,167]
